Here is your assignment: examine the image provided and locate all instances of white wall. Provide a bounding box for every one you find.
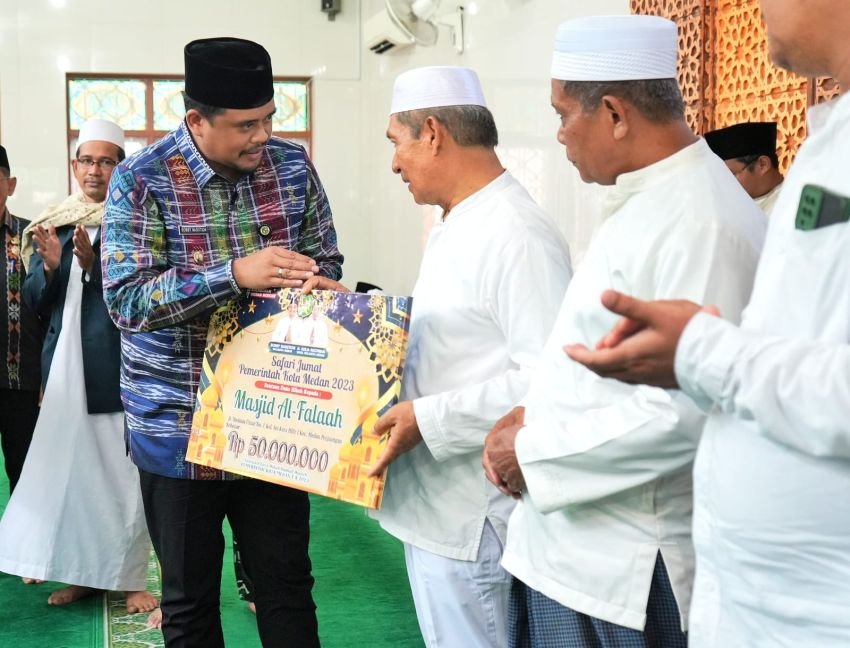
[0,0,628,294]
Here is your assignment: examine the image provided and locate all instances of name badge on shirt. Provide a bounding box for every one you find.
[179,225,210,235]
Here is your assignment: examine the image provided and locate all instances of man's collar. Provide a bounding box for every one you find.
[175,120,217,187]
[174,120,266,187]
[1,207,13,230]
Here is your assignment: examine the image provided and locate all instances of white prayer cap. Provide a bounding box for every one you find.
[551,15,678,82]
[77,118,125,151]
[390,66,486,115]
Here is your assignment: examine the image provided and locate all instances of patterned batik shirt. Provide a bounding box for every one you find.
[1,209,41,391]
[102,122,344,480]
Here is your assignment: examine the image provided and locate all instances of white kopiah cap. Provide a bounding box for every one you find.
[77,118,125,151]
[390,66,487,115]
[551,15,678,82]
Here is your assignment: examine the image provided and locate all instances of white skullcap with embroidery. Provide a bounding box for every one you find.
[551,15,678,82]
[390,66,487,115]
[77,118,125,151]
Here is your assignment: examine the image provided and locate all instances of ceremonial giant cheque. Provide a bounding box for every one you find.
[187,288,412,509]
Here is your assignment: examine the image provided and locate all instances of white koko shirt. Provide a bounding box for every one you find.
[373,171,572,561]
[677,93,850,647]
[502,140,766,631]
[755,180,783,217]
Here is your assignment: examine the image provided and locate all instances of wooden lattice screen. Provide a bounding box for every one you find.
[630,0,841,173]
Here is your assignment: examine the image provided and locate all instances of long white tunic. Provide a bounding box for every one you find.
[374,171,572,561]
[502,140,766,631]
[676,93,850,647]
[0,256,150,590]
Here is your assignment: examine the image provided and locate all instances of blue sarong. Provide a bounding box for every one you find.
[509,555,687,648]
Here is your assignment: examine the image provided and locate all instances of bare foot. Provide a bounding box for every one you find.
[22,577,45,585]
[146,607,162,629]
[48,585,99,606]
[126,590,158,614]
[248,601,256,614]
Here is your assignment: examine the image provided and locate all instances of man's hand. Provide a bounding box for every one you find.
[232,247,319,290]
[32,224,61,276]
[492,406,525,434]
[483,419,525,498]
[301,276,349,294]
[564,290,719,388]
[72,224,95,275]
[367,401,422,477]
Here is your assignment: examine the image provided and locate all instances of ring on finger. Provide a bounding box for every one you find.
[277,267,284,278]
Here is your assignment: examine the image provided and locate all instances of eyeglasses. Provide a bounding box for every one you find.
[730,155,760,177]
[76,157,118,169]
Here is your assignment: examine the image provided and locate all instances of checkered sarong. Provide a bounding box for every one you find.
[509,555,687,648]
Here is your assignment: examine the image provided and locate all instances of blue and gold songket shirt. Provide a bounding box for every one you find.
[102,121,343,479]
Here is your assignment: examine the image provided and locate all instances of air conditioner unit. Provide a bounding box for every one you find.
[363,6,415,55]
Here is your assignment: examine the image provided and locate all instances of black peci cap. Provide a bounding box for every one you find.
[704,122,778,161]
[184,37,274,110]
[0,144,9,173]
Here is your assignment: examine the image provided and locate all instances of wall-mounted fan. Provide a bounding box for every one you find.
[385,0,465,53]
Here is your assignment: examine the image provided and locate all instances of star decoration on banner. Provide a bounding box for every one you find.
[353,309,363,324]
[248,301,256,313]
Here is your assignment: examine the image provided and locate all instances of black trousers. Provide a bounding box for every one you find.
[139,470,319,648]
[233,536,255,603]
[0,388,39,494]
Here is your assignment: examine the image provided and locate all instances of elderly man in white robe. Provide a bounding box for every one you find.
[483,15,766,648]
[367,66,572,648]
[566,0,850,645]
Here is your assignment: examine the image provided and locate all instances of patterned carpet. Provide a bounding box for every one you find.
[0,446,422,647]
[106,551,163,648]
